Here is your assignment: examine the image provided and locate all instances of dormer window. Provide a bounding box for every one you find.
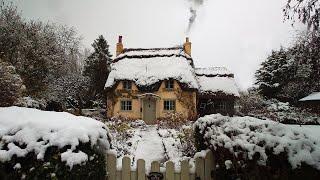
[123,81,132,90]
[165,80,174,90]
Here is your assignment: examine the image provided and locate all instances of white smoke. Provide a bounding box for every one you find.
[187,0,205,33]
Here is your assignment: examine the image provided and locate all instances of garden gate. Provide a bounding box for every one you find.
[106,150,215,180]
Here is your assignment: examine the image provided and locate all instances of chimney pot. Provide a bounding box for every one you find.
[183,37,191,56]
[118,35,122,43]
[116,35,124,56]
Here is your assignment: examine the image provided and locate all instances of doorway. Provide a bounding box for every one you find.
[143,98,156,124]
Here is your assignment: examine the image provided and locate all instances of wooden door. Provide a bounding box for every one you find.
[143,98,156,124]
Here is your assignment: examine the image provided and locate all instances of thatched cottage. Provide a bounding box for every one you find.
[105,36,239,123]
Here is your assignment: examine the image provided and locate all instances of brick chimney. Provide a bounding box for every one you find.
[116,35,124,56]
[183,37,191,56]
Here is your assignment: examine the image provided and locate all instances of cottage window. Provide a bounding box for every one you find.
[200,103,206,109]
[164,100,175,111]
[121,100,132,111]
[165,80,174,90]
[123,81,132,90]
[217,101,227,110]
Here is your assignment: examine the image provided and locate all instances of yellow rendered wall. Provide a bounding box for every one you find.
[107,80,197,120]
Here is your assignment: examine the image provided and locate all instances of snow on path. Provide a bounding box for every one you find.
[133,125,165,171]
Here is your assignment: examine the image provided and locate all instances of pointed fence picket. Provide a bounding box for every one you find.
[106,150,215,180]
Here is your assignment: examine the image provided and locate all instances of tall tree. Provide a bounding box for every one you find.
[84,35,112,97]
[0,2,84,97]
[255,32,320,103]
[284,0,320,30]
[255,47,294,101]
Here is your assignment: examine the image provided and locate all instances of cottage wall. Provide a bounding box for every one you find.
[106,80,197,121]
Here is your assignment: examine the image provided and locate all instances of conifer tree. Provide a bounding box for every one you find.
[84,35,112,97]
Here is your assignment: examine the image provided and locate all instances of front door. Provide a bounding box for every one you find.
[143,98,156,124]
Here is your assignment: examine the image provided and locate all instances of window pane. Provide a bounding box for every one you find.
[121,100,132,111]
[127,101,132,110]
[164,100,175,110]
[166,80,174,89]
[123,81,131,90]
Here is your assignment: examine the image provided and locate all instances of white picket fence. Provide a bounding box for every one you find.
[106,150,215,180]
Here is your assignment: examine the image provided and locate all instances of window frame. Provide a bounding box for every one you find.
[200,102,206,109]
[123,81,132,90]
[217,101,227,110]
[163,100,175,111]
[120,100,132,111]
[165,80,174,90]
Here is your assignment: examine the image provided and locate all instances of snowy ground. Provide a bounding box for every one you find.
[289,125,320,141]
[106,118,320,172]
[106,120,195,172]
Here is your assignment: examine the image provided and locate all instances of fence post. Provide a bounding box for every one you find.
[165,161,175,180]
[151,161,160,172]
[195,157,205,180]
[181,160,190,180]
[122,157,131,180]
[107,152,117,180]
[137,159,146,180]
[204,150,215,180]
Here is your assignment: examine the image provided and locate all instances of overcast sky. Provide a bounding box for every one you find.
[12,0,301,89]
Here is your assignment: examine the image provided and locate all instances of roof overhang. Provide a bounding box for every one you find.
[137,93,161,100]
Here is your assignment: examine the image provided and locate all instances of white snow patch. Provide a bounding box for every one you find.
[0,106,111,167]
[195,67,232,76]
[133,126,165,172]
[14,163,21,169]
[194,149,210,159]
[197,76,239,96]
[225,160,232,169]
[194,114,320,170]
[299,92,320,101]
[61,149,88,169]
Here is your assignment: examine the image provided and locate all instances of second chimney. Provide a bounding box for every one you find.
[183,37,191,56]
[116,35,124,56]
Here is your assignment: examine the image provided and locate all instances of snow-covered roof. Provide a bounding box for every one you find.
[195,67,233,77]
[0,106,111,168]
[197,76,239,97]
[118,47,191,59]
[196,67,239,97]
[299,92,320,101]
[105,47,198,89]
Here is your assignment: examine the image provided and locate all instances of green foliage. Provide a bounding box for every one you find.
[0,142,106,180]
[84,35,112,97]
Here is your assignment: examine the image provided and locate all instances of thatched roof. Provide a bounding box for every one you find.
[105,47,198,90]
[196,67,239,97]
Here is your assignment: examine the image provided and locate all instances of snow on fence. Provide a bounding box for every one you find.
[106,150,215,180]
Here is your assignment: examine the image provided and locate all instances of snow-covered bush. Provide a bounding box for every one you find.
[106,118,143,158]
[157,112,188,128]
[0,107,111,179]
[194,114,320,179]
[14,96,46,110]
[238,90,320,125]
[0,60,25,107]
[177,125,196,157]
[238,89,265,115]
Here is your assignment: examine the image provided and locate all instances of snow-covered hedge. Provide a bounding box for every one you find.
[0,107,111,179]
[194,114,320,179]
